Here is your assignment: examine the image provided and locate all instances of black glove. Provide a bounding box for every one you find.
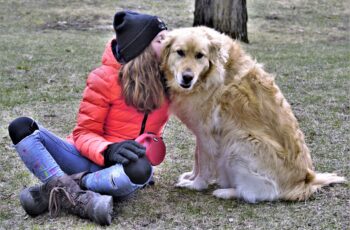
[104,140,146,166]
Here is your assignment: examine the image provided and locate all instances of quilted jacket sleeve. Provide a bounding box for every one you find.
[72,68,114,166]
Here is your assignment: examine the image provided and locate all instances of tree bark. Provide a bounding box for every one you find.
[193,0,249,43]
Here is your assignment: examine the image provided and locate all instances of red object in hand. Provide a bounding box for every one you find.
[135,133,166,166]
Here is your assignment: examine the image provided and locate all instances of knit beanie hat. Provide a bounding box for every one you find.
[113,10,167,63]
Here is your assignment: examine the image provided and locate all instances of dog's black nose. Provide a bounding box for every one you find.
[182,71,194,84]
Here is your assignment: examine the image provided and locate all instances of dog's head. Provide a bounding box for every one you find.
[161,26,227,92]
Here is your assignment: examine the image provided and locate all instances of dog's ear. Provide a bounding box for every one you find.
[202,27,228,66]
[161,33,175,64]
[210,38,229,66]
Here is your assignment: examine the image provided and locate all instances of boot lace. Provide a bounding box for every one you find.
[48,187,76,217]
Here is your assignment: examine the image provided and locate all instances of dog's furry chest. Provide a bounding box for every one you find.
[171,94,224,145]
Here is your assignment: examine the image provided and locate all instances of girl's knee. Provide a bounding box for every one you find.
[82,163,149,197]
[123,156,152,185]
[8,117,39,145]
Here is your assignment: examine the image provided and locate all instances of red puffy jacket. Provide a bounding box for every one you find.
[67,39,169,166]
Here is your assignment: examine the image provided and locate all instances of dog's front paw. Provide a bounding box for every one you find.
[213,188,236,199]
[176,176,208,191]
[179,171,196,181]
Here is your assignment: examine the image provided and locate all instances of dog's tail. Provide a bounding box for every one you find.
[281,170,346,201]
[311,172,346,187]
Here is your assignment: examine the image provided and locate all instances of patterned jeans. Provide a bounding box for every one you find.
[14,125,152,197]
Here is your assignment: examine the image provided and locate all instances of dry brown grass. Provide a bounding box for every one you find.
[0,0,349,229]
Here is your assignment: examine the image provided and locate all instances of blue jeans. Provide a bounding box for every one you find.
[14,125,151,197]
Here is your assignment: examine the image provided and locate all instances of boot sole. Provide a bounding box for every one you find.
[92,195,113,226]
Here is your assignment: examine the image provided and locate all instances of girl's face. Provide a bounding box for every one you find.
[151,30,168,61]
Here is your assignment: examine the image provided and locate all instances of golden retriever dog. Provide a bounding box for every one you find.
[161,26,345,203]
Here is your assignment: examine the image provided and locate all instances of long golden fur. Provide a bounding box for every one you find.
[161,26,345,203]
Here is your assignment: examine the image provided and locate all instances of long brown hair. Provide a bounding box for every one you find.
[119,46,166,113]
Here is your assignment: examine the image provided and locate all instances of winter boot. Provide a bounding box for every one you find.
[19,172,91,218]
[19,172,89,217]
[20,174,113,226]
[19,184,49,217]
[69,171,89,189]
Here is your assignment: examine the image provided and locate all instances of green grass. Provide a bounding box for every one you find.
[0,0,349,229]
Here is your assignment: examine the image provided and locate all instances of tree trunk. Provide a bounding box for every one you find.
[193,0,249,43]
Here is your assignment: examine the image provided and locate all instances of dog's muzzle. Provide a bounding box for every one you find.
[180,71,194,89]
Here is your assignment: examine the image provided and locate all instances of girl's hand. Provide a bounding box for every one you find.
[104,140,145,166]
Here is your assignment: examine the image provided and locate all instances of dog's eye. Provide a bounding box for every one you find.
[195,52,204,59]
[176,50,185,57]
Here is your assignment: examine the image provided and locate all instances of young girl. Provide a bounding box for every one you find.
[8,10,169,226]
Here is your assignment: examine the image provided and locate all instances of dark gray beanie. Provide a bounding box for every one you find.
[113,10,167,64]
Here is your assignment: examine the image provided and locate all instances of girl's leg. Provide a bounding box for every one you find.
[38,129,154,197]
[9,117,101,183]
[15,131,65,183]
[9,117,152,198]
[82,157,154,198]
[36,126,102,174]
[9,117,65,183]
[9,117,113,224]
